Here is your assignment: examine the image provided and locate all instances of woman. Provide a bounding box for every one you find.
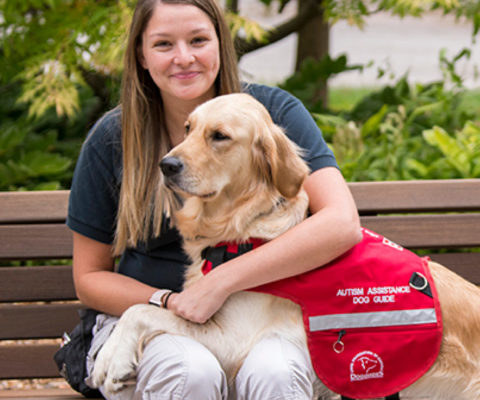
[68,0,362,398]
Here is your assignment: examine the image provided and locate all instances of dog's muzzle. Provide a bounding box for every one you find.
[160,156,184,178]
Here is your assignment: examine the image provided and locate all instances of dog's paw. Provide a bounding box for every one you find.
[90,327,139,393]
[89,304,161,394]
[91,344,138,392]
[101,362,137,394]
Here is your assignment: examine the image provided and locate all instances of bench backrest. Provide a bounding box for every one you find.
[0,190,80,380]
[349,179,480,284]
[0,179,479,380]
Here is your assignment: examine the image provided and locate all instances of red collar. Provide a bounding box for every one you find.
[201,238,266,274]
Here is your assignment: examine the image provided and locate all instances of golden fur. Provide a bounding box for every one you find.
[92,93,480,399]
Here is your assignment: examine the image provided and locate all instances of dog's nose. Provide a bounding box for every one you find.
[160,156,184,177]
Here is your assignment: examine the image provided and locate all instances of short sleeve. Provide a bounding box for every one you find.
[243,84,338,173]
[66,110,122,244]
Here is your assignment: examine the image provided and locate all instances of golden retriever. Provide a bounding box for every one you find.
[91,93,480,399]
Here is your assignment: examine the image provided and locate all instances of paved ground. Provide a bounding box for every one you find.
[238,3,480,88]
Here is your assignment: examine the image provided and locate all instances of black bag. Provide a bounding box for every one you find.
[54,308,103,398]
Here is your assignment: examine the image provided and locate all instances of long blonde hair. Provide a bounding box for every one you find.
[114,0,241,255]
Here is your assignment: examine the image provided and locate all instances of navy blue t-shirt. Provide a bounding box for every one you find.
[67,84,338,291]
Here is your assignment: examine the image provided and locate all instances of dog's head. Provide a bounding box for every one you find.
[160,93,310,206]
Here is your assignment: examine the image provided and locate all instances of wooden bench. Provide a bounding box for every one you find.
[1,179,479,399]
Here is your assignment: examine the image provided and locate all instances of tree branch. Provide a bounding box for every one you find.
[234,0,323,58]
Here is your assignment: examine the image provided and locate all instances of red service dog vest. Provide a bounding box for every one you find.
[202,228,443,399]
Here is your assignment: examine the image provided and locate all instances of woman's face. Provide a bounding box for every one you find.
[140,2,220,104]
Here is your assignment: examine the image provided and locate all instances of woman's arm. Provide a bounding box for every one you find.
[72,232,158,316]
[169,167,362,323]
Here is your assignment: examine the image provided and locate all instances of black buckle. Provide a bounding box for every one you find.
[409,271,433,298]
[201,245,227,269]
[201,243,254,269]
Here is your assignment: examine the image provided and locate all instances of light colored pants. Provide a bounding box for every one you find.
[86,314,320,400]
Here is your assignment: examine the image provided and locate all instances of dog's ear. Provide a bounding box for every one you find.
[253,122,310,198]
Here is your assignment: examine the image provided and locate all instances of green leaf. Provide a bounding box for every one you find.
[0,124,28,155]
[361,104,389,137]
[226,13,268,43]
[423,126,470,177]
[20,150,72,177]
[404,158,430,178]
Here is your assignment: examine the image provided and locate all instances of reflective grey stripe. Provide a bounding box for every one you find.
[309,308,437,332]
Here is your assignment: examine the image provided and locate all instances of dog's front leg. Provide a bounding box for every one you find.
[90,304,170,394]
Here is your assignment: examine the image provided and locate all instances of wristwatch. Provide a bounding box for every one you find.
[148,289,171,308]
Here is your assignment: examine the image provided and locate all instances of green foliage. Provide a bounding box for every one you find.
[304,49,480,181]
[423,122,480,177]
[0,83,85,190]
[323,0,478,27]
[226,13,268,43]
[18,61,82,118]
[1,0,130,119]
[3,0,478,122]
[0,119,75,190]
[1,0,480,190]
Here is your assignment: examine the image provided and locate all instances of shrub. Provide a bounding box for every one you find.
[291,50,480,181]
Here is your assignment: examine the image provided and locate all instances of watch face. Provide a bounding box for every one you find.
[149,290,167,307]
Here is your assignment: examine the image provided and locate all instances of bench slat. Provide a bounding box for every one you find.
[0,388,89,399]
[0,191,69,224]
[0,343,62,379]
[0,224,73,260]
[350,179,480,213]
[1,214,478,261]
[429,252,480,285]
[361,213,480,248]
[0,303,83,340]
[0,180,479,224]
[0,266,76,302]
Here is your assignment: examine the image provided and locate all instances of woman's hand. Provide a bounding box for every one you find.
[167,274,230,323]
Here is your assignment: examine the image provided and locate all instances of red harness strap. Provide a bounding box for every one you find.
[202,228,442,399]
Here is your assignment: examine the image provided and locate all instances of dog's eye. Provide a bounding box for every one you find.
[211,130,230,141]
[185,124,190,134]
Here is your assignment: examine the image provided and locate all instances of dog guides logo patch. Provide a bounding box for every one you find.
[350,351,384,382]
